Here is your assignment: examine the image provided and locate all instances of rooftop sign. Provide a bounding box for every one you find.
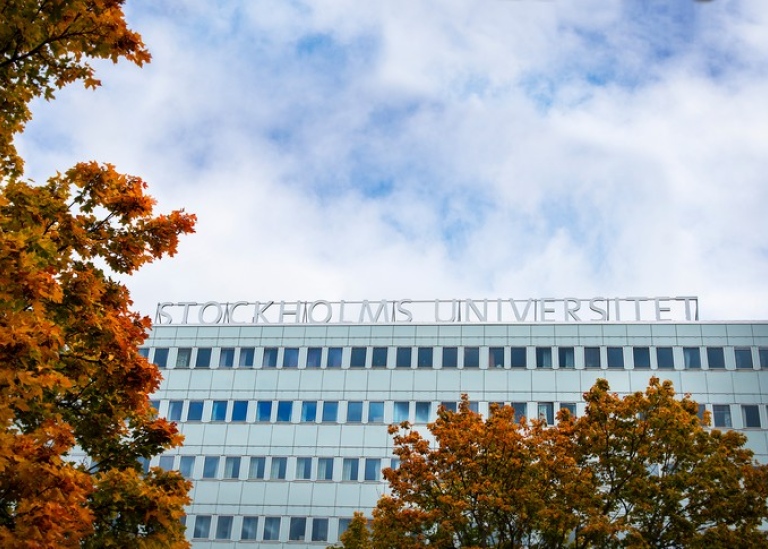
[154,297,699,325]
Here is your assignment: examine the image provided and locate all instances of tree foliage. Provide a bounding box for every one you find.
[1,1,196,547]
[368,379,768,549]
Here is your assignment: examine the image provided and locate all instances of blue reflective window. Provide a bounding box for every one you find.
[282,347,299,368]
[306,347,322,367]
[415,402,431,423]
[263,517,281,541]
[179,456,195,478]
[301,401,317,422]
[322,401,338,422]
[187,401,204,421]
[510,402,527,423]
[152,348,169,368]
[219,347,235,367]
[684,347,701,369]
[276,401,293,422]
[510,347,526,368]
[657,347,674,369]
[248,457,266,479]
[193,515,211,539]
[195,348,211,368]
[238,347,254,367]
[607,347,624,369]
[350,347,367,367]
[372,347,388,367]
[558,347,574,368]
[396,347,412,368]
[364,458,382,481]
[368,402,384,423]
[211,401,228,421]
[327,347,343,367]
[167,400,183,421]
[202,456,219,478]
[347,401,363,423]
[707,347,725,369]
[417,347,433,368]
[633,347,651,369]
[393,401,409,423]
[463,347,479,368]
[241,517,258,540]
[735,348,754,369]
[231,400,248,421]
[271,457,287,479]
[256,401,272,422]
[489,347,504,368]
[442,347,458,368]
[262,347,278,367]
[536,347,552,369]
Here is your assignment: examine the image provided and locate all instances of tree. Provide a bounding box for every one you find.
[367,379,768,549]
[328,512,372,549]
[1,1,196,547]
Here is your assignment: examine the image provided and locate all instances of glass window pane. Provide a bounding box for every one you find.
[510,347,526,368]
[193,515,211,539]
[256,401,272,422]
[536,347,552,369]
[442,347,458,368]
[202,456,219,479]
[463,347,479,368]
[306,347,322,367]
[713,405,732,428]
[195,348,211,368]
[153,348,169,368]
[510,402,527,423]
[707,347,725,369]
[187,401,204,421]
[223,456,240,479]
[393,401,410,423]
[538,402,554,425]
[241,517,258,540]
[138,348,149,358]
[248,457,266,479]
[317,457,334,480]
[368,401,384,423]
[760,348,768,369]
[263,517,281,541]
[312,518,329,542]
[415,402,431,423]
[327,347,343,367]
[338,518,351,537]
[158,455,174,470]
[211,400,228,421]
[371,347,388,367]
[271,457,287,479]
[441,401,457,412]
[167,400,183,421]
[282,347,299,368]
[296,457,312,480]
[558,347,574,369]
[342,458,359,481]
[657,347,674,369]
[301,401,317,422]
[262,347,278,367]
[322,401,338,422]
[684,347,701,369]
[606,347,624,369]
[179,456,195,478]
[417,347,433,368]
[489,347,504,368]
[633,347,651,369]
[364,458,381,481]
[742,405,761,428]
[216,516,233,540]
[347,401,363,423]
[560,402,577,416]
[176,348,191,368]
[350,347,367,367]
[585,347,601,368]
[219,347,235,367]
[396,347,412,367]
[238,347,254,367]
[289,517,307,541]
[276,401,293,422]
[735,348,754,369]
[231,400,248,422]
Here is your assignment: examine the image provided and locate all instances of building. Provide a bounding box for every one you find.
[143,297,768,547]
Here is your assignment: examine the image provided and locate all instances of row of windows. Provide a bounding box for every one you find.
[142,345,768,371]
[158,399,554,424]
[189,514,347,542]
[160,454,392,482]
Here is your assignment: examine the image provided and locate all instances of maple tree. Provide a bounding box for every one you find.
[365,379,768,549]
[1,1,196,547]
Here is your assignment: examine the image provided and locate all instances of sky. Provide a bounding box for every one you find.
[16,0,768,321]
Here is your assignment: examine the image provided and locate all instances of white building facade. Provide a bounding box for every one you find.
[143,298,768,548]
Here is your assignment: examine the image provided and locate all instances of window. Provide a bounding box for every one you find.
[558,347,575,369]
[256,401,272,422]
[219,347,235,367]
[415,401,431,423]
[327,347,343,367]
[441,401,457,412]
[657,347,674,369]
[396,347,412,368]
[342,458,359,481]
[489,347,504,368]
[271,457,287,479]
[442,347,458,368]
[153,348,169,368]
[510,347,527,368]
[742,405,761,428]
[368,401,384,423]
[760,348,768,369]
[301,401,317,422]
[322,401,339,422]
[683,347,701,369]
[347,401,363,423]
[138,348,149,358]
[179,456,195,478]
[282,347,299,368]
[538,402,554,425]
[713,405,732,428]
[584,347,601,369]
[263,517,281,541]
[633,347,651,369]
[606,347,624,369]
[289,517,307,541]
[393,401,409,423]
[211,400,228,421]
[262,347,278,367]
[365,458,382,481]
[536,347,552,369]
[311,518,329,542]
[186,401,204,421]
[167,400,183,421]
[193,515,211,539]
[468,401,479,413]
[195,348,211,368]
[417,347,433,368]
[372,347,388,367]
[707,347,725,369]
[317,457,334,480]
[239,347,255,367]
[176,348,191,368]
[350,347,367,367]
[463,347,480,368]
[296,457,312,480]
[231,400,248,421]
[560,402,577,416]
[276,401,293,422]
[248,456,266,479]
[241,517,258,541]
[735,348,754,369]
[338,518,352,537]
[215,516,233,540]
[306,347,322,367]
[223,456,240,479]
[202,456,219,479]
[158,455,174,470]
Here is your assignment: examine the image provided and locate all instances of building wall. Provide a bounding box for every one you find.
[144,322,768,548]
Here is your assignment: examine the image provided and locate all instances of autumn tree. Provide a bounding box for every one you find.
[367,380,768,549]
[1,1,195,547]
[328,512,372,549]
